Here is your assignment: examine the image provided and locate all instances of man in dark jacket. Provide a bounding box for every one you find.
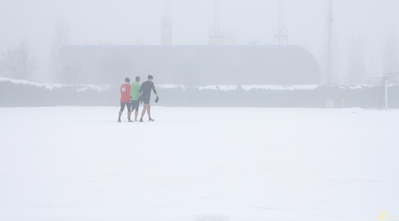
[139,75,158,122]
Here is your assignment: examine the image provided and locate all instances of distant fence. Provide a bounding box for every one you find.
[0,79,398,108]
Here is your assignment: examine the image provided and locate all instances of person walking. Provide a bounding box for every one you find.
[128,76,141,121]
[118,77,132,122]
[139,75,158,122]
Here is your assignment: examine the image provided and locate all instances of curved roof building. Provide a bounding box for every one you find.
[58,45,321,85]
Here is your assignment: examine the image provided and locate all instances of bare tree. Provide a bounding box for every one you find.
[383,33,399,73]
[50,18,69,82]
[346,35,366,84]
[0,41,37,80]
[61,61,82,85]
[54,19,69,46]
[100,52,131,85]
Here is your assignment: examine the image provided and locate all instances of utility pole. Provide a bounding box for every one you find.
[273,0,288,45]
[161,0,172,45]
[324,0,334,85]
[209,0,223,45]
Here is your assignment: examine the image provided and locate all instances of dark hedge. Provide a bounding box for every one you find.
[1,81,397,108]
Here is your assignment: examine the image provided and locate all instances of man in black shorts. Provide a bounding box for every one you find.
[139,75,158,122]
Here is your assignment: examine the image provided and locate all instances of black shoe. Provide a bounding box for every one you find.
[149,118,154,121]
[128,119,133,122]
[139,119,143,122]
[118,119,121,122]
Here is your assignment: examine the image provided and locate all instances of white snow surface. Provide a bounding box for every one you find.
[0,106,398,221]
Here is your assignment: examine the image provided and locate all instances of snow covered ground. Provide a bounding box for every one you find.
[0,106,398,221]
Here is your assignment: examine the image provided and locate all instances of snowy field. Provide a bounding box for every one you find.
[0,106,398,221]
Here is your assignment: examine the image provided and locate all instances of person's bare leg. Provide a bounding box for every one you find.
[127,109,132,121]
[147,105,152,120]
[140,106,146,119]
[134,110,138,121]
[140,104,148,121]
[118,111,123,122]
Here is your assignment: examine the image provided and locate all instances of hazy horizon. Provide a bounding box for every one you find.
[0,0,398,84]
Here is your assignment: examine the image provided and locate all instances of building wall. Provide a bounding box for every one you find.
[58,45,321,85]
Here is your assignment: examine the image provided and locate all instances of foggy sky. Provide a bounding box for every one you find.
[0,0,398,83]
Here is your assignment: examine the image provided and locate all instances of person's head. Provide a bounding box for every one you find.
[135,76,140,82]
[125,77,130,83]
[148,75,153,81]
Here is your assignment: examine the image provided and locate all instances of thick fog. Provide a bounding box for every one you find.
[0,0,398,84]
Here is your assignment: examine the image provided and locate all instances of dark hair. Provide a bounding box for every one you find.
[148,75,153,80]
[125,77,130,82]
[135,76,140,81]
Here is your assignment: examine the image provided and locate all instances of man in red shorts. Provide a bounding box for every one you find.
[118,77,132,122]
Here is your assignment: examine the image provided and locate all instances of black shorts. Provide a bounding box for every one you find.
[120,102,131,112]
[141,95,150,104]
[130,100,140,111]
